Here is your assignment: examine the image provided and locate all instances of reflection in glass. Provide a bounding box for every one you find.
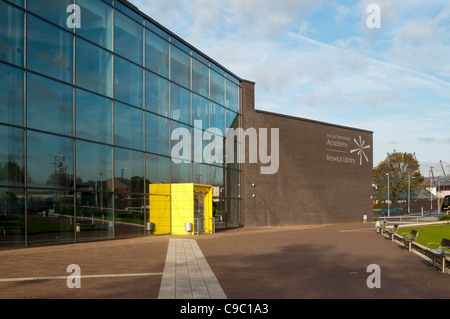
[27,131,74,189]
[226,109,238,129]
[170,45,190,88]
[76,140,113,191]
[114,102,144,150]
[0,125,24,187]
[210,103,225,135]
[145,71,169,117]
[28,0,73,29]
[146,154,170,184]
[0,2,24,67]
[193,163,210,185]
[211,165,224,186]
[114,147,144,193]
[76,89,112,144]
[76,191,114,241]
[76,37,113,97]
[171,160,192,184]
[0,63,24,127]
[226,79,240,112]
[114,10,143,65]
[0,187,25,249]
[171,84,191,125]
[228,198,241,228]
[210,70,225,106]
[146,112,169,156]
[27,189,75,246]
[27,14,73,83]
[170,121,191,163]
[192,59,209,98]
[27,73,73,136]
[114,55,143,108]
[192,94,209,128]
[76,0,113,50]
[114,193,145,238]
[145,31,169,78]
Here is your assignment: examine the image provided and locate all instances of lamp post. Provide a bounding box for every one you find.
[408,175,415,214]
[386,173,390,217]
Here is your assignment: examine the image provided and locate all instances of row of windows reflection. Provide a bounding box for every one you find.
[0,187,241,248]
[0,0,240,116]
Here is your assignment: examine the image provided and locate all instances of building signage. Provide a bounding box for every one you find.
[325,133,370,166]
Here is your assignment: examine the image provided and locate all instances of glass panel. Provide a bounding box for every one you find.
[7,0,24,7]
[114,193,145,238]
[171,160,191,183]
[213,200,224,229]
[76,0,113,50]
[192,59,209,98]
[76,89,112,144]
[76,37,113,97]
[170,45,190,88]
[145,20,169,41]
[76,191,114,241]
[226,79,239,113]
[210,103,225,135]
[27,131,74,189]
[146,154,170,184]
[0,1,24,67]
[114,147,144,193]
[0,125,24,187]
[145,71,169,117]
[114,1,143,24]
[226,169,240,199]
[27,189,75,246]
[170,83,191,125]
[211,70,225,106]
[114,102,144,150]
[228,198,241,228]
[192,93,209,129]
[76,140,113,191]
[170,121,191,163]
[28,0,73,29]
[193,163,210,185]
[146,112,169,156]
[0,187,25,249]
[114,55,143,108]
[145,31,169,78]
[0,62,24,126]
[114,10,143,65]
[27,14,73,83]
[27,72,73,136]
[226,109,238,129]
[211,165,224,186]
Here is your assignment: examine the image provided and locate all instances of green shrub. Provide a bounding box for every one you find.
[439,214,450,221]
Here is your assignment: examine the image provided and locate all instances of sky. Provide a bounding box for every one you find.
[129,0,450,177]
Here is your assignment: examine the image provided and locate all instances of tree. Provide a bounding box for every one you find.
[373,152,424,203]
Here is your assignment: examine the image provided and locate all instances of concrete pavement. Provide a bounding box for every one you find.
[1,222,450,299]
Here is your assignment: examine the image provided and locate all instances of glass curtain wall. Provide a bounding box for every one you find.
[0,0,241,249]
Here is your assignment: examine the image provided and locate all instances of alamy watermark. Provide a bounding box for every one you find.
[366,4,381,29]
[171,120,280,175]
[66,4,81,29]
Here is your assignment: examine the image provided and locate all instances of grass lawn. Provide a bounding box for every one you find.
[398,225,450,250]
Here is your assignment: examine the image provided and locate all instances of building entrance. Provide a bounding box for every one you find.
[194,194,205,234]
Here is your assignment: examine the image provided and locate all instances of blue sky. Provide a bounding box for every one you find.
[129,0,450,176]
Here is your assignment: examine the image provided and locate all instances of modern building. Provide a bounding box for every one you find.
[0,0,373,250]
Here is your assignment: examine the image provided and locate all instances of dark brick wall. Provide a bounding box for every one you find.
[240,80,373,226]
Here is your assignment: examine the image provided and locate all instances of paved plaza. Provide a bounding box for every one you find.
[1,222,450,299]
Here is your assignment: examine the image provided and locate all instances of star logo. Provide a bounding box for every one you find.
[350,136,371,165]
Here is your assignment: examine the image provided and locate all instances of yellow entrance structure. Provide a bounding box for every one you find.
[149,183,213,235]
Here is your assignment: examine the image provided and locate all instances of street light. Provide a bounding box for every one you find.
[408,175,415,214]
[386,173,390,217]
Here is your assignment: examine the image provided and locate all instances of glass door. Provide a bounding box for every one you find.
[194,193,205,234]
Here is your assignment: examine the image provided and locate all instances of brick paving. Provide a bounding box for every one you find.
[0,222,450,299]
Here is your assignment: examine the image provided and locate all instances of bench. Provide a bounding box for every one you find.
[76,220,95,231]
[400,230,419,251]
[387,224,399,241]
[427,238,450,272]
